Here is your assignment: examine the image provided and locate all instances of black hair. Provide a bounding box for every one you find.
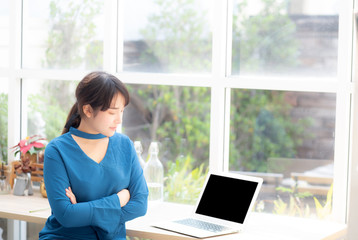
[62,71,130,134]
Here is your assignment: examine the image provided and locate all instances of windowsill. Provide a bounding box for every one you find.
[0,192,347,240]
[128,201,346,240]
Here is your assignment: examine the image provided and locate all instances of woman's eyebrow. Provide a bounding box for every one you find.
[109,106,124,110]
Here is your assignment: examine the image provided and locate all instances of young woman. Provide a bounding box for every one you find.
[39,71,148,240]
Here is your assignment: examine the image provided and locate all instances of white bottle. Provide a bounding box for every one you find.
[143,142,164,201]
[134,141,146,169]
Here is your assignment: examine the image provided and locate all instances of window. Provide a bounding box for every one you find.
[1,0,357,238]
[122,0,212,73]
[229,89,335,217]
[0,0,9,68]
[23,79,77,141]
[22,0,105,70]
[123,84,211,204]
[231,0,339,77]
[226,0,342,220]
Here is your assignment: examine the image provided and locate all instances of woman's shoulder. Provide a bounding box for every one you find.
[110,133,135,153]
[47,133,71,146]
[45,133,72,154]
[110,132,132,145]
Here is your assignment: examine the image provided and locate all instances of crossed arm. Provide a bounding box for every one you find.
[65,187,131,207]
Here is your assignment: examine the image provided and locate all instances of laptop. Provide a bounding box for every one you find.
[153,171,263,238]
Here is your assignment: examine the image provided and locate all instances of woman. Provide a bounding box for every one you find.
[39,71,148,240]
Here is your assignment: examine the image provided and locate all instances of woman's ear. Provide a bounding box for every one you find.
[82,104,93,118]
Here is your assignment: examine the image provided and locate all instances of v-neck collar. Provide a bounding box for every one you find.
[69,127,111,165]
[70,127,107,140]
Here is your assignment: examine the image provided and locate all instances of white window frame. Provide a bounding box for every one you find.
[2,0,358,238]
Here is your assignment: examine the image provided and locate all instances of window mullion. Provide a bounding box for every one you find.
[209,0,229,172]
[332,0,355,224]
[8,0,22,163]
[103,0,118,72]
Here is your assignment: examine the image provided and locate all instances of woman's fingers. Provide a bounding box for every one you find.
[65,187,77,204]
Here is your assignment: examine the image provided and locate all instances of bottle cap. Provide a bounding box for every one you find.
[149,142,159,154]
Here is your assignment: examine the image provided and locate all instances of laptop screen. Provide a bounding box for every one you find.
[195,174,259,224]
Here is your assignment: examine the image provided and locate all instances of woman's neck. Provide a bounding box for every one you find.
[77,120,100,135]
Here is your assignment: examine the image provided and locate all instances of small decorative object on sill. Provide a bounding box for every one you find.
[9,135,46,196]
[38,150,45,163]
[0,162,11,194]
[13,173,33,196]
[40,179,47,198]
[134,141,146,169]
[144,142,164,202]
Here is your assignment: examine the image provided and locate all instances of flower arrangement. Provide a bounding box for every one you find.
[10,135,46,174]
[10,135,46,157]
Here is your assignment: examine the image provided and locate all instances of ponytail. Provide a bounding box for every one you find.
[62,103,81,134]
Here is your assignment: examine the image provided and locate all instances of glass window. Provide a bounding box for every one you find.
[24,79,212,205]
[229,89,336,219]
[22,0,105,70]
[0,0,9,68]
[0,78,8,164]
[231,0,339,77]
[122,0,212,73]
[123,84,211,204]
[23,79,77,141]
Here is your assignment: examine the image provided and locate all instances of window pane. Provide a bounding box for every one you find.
[123,0,212,73]
[22,0,105,70]
[232,0,338,77]
[0,78,8,163]
[24,79,77,141]
[0,0,9,68]
[123,84,211,204]
[229,89,336,219]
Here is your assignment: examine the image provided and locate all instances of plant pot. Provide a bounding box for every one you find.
[13,173,33,196]
[21,152,37,164]
[0,164,11,194]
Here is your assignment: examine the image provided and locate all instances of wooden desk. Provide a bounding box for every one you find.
[0,192,51,224]
[0,193,347,240]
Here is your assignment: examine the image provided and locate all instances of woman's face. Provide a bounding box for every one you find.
[83,93,126,137]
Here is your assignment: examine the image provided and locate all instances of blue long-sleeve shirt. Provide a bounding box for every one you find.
[39,127,148,240]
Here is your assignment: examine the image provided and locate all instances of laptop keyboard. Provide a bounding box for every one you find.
[174,218,231,233]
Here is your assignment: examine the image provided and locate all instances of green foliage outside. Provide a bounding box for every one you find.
[272,186,312,217]
[28,0,102,141]
[314,184,333,219]
[255,185,333,219]
[126,84,211,169]
[44,0,103,69]
[165,155,208,204]
[0,93,8,163]
[232,0,298,74]
[138,0,211,73]
[27,81,76,140]
[229,90,312,172]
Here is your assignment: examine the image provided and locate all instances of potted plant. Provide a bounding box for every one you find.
[0,161,11,194]
[9,135,46,196]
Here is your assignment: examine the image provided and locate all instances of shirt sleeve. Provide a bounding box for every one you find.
[119,138,149,223]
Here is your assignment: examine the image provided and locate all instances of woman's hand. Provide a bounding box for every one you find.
[117,189,130,207]
[65,186,130,207]
[66,187,77,204]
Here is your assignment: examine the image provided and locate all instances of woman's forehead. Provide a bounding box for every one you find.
[110,93,125,108]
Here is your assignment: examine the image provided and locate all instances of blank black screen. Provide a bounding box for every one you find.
[195,174,258,223]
